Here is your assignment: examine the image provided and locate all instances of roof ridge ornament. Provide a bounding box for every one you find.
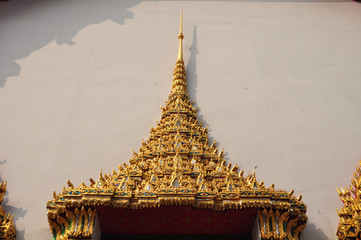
[337,160,361,239]
[0,181,16,240]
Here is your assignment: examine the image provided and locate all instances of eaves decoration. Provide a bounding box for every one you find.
[337,160,361,239]
[47,14,307,240]
[0,181,15,240]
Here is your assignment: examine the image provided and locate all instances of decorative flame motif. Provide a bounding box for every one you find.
[337,160,361,239]
[0,181,16,240]
[47,14,307,240]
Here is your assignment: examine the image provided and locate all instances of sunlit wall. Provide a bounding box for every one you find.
[1,0,361,239]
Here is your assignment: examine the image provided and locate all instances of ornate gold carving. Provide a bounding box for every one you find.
[337,160,361,239]
[0,181,15,240]
[47,14,307,240]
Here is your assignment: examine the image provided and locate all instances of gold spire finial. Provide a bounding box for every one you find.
[171,11,187,98]
[178,11,184,61]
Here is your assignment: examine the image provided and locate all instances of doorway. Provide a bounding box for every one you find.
[96,206,258,240]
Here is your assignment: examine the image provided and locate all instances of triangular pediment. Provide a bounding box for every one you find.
[47,14,307,240]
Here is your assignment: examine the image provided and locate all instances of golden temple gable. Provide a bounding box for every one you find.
[47,13,307,240]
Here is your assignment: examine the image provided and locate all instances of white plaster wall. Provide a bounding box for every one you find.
[1,0,361,239]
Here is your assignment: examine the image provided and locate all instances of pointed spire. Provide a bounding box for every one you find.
[171,11,188,99]
[178,11,184,61]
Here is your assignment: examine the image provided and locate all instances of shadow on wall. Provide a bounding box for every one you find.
[302,222,332,240]
[0,160,7,171]
[186,25,225,157]
[0,0,351,87]
[0,0,140,87]
[186,25,199,117]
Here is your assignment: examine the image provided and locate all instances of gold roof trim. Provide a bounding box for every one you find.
[337,160,361,239]
[47,14,307,240]
[0,181,16,240]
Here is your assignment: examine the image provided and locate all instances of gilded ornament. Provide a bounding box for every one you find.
[0,181,16,240]
[337,160,361,239]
